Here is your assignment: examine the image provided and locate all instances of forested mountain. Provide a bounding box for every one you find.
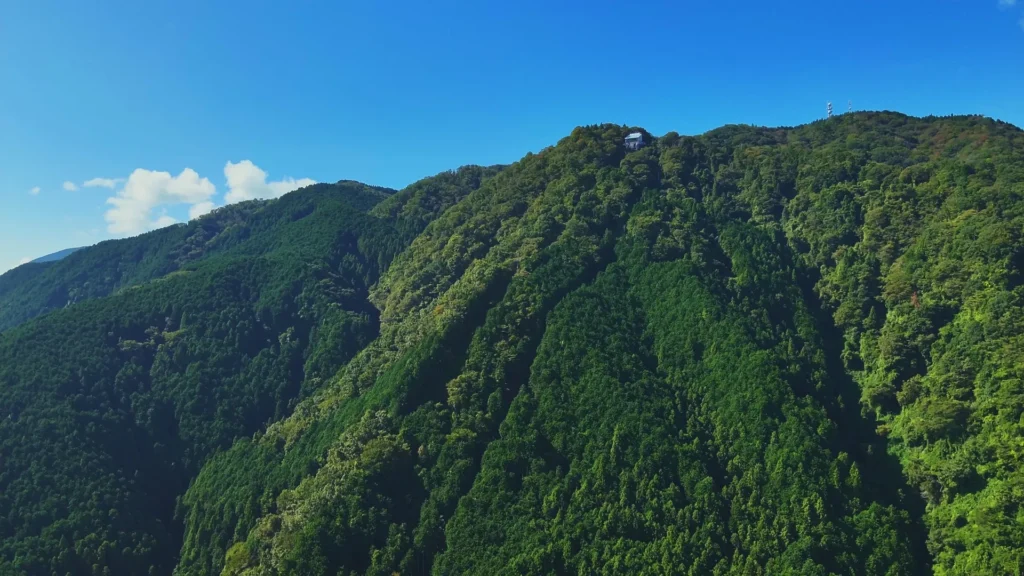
[2,113,1023,575]
[0,167,499,575]
[0,181,397,333]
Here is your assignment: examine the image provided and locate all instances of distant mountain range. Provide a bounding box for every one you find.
[30,247,83,264]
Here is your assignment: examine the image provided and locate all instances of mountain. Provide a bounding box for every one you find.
[0,182,399,333]
[0,167,500,575]
[1,113,1023,575]
[30,247,84,264]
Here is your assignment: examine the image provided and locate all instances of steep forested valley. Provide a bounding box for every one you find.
[1,112,1022,575]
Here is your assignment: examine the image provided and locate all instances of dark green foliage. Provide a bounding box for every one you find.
[0,173,493,575]
[194,114,1023,576]
[4,113,1024,575]
[0,181,392,333]
[180,119,902,576]
[370,165,505,237]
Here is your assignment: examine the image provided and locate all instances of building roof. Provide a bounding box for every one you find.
[625,132,643,140]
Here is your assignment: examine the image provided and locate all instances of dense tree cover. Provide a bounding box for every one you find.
[3,113,1023,575]
[776,114,1024,574]
[0,181,394,333]
[0,172,495,575]
[180,114,1024,576]
[370,166,505,237]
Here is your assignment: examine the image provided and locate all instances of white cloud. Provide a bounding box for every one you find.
[29,186,40,195]
[224,160,315,204]
[189,201,215,220]
[88,160,307,236]
[18,257,30,265]
[151,215,178,229]
[999,0,1016,7]
[104,168,215,235]
[83,177,125,189]
[63,181,79,191]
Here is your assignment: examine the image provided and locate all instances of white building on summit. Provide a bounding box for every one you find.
[624,132,645,150]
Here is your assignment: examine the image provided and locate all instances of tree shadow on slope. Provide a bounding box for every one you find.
[795,264,931,574]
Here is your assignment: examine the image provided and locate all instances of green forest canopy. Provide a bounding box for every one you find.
[0,112,1022,575]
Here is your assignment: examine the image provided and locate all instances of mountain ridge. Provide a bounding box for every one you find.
[31,247,84,264]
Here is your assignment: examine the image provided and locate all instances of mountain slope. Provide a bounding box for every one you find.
[0,181,394,333]
[0,169,498,576]
[182,114,1023,576]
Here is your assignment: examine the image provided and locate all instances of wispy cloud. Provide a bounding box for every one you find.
[63,181,79,191]
[18,257,30,265]
[995,1,1023,31]
[74,228,102,243]
[28,186,40,196]
[83,177,125,189]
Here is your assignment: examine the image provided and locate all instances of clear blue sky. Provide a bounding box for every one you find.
[2,0,1022,272]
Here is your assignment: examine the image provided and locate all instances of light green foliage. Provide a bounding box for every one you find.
[777,114,1024,574]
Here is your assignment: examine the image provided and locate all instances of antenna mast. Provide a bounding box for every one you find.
[827,102,833,119]
[848,100,852,113]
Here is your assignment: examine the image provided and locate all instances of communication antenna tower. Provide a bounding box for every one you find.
[848,100,852,113]
[827,102,833,119]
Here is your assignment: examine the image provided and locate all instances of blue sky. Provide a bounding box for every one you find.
[2,0,1022,272]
